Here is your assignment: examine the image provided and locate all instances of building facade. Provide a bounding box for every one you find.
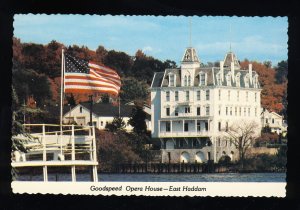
[150,47,262,163]
[261,109,287,135]
[63,102,151,131]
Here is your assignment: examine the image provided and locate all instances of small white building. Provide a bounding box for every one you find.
[261,109,287,134]
[63,102,151,131]
[150,47,262,163]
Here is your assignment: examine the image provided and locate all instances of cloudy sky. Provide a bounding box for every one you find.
[14,15,287,66]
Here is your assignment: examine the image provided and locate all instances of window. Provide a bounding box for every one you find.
[266,119,268,123]
[239,107,241,116]
[230,107,232,116]
[205,122,208,131]
[200,73,206,86]
[218,106,221,115]
[206,106,210,116]
[206,90,210,100]
[80,106,83,113]
[226,122,228,132]
[226,74,231,86]
[175,108,178,116]
[184,76,187,86]
[166,91,170,101]
[226,107,228,115]
[245,75,249,88]
[255,93,257,102]
[235,107,237,116]
[236,74,240,87]
[272,118,275,124]
[175,91,179,101]
[219,89,221,100]
[166,107,170,116]
[179,139,184,147]
[166,122,171,132]
[188,75,191,86]
[218,122,221,131]
[246,91,248,102]
[197,121,201,131]
[244,108,246,116]
[185,106,190,113]
[186,91,189,101]
[101,121,103,126]
[248,108,250,116]
[218,138,221,147]
[217,74,222,86]
[237,91,239,101]
[228,90,231,101]
[184,122,189,132]
[197,107,201,116]
[197,90,201,100]
[169,74,175,87]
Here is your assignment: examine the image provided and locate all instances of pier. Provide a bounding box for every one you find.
[12,124,98,182]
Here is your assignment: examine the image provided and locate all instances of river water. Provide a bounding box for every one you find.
[17,173,286,182]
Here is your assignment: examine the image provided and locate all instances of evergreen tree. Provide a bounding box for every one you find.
[128,104,147,134]
[105,116,126,132]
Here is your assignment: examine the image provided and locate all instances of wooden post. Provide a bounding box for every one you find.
[71,125,75,161]
[42,124,46,161]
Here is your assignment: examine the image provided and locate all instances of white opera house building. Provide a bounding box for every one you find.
[150,47,262,163]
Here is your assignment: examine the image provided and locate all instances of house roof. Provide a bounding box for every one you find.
[78,102,150,118]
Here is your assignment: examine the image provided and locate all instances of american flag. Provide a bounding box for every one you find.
[64,53,121,95]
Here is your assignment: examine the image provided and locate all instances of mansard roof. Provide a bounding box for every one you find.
[151,67,260,89]
[181,47,200,63]
[223,51,241,69]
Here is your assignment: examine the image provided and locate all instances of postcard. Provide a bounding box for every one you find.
[11,15,287,197]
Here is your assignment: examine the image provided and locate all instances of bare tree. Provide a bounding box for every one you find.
[223,120,260,169]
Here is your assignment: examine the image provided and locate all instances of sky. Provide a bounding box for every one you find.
[14,15,288,66]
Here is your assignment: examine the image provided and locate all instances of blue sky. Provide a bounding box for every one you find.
[14,15,288,66]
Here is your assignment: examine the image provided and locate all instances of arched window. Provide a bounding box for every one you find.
[253,75,258,88]
[188,75,191,86]
[216,73,222,86]
[226,73,231,86]
[244,74,250,88]
[235,73,240,87]
[184,75,187,86]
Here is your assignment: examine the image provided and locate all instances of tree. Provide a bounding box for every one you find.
[100,93,110,104]
[103,50,133,76]
[128,104,147,134]
[105,116,126,132]
[120,77,149,103]
[223,120,259,169]
[275,60,288,84]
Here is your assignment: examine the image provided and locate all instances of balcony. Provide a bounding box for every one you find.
[159,131,212,138]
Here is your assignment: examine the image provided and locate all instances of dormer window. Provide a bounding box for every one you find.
[226,73,231,86]
[199,72,206,86]
[253,74,259,88]
[216,73,222,86]
[244,74,250,88]
[235,73,241,87]
[169,73,175,87]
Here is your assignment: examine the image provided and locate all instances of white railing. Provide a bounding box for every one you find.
[159,131,211,137]
[13,124,97,163]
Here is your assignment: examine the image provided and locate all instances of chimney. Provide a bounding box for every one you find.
[231,62,235,82]
[220,61,224,81]
[249,63,252,84]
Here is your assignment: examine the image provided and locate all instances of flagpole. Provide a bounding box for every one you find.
[60,48,64,157]
[118,95,120,118]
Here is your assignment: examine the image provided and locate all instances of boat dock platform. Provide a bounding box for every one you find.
[12,124,98,182]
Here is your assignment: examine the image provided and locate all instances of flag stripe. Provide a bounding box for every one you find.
[65,73,120,89]
[64,53,121,95]
[65,80,120,91]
